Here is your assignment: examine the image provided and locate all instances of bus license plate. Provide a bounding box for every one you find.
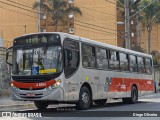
[26,93,35,97]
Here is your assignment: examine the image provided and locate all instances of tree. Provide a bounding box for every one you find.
[131,45,144,53]
[138,0,160,54]
[151,51,160,65]
[117,0,141,49]
[33,0,82,32]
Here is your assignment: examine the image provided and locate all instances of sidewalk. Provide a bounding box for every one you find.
[0,95,34,109]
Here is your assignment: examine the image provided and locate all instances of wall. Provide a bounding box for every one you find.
[0,0,38,48]
[74,0,117,46]
[141,24,160,53]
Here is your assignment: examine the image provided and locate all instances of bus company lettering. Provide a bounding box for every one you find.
[36,83,46,87]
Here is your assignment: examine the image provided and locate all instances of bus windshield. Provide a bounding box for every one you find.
[12,34,62,76]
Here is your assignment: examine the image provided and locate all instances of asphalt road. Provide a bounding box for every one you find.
[1,93,160,120]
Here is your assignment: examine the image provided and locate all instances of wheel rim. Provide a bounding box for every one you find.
[82,92,89,104]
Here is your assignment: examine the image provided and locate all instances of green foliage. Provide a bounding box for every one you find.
[151,51,160,65]
[33,0,82,32]
[131,45,144,53]
[138,0,160,29]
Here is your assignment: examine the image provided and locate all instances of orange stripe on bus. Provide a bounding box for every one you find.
[109,78,154,92]
[11,80,56,89]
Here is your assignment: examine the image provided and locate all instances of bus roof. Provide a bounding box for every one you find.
[14,32,152,58]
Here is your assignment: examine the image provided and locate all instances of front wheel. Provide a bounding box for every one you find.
[34,101,49,110]
[76,86,92,110]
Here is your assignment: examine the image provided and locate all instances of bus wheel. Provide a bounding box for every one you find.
[76,86,91,110]
[94,99,107,105]
[130,86,138,103]
[122,86,138,104]
[34,101,49,110]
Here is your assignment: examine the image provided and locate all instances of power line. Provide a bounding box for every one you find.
[75,22,117,35]
[105,0,117,5]
[20,0,34,5]
[0,5,36,19]
[81,12,116,25]
[75,23,126,39]
[6,0,33,9]
[76,5,119,18]
[75,20,117,32]
[75,23,114,36]
[0,0,37,14]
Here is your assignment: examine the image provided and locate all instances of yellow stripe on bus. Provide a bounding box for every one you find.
[39,69,56,74]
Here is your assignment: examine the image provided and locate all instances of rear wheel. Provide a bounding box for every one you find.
[34,101,49,110]
[94,99,107,105]
[122,86,138,104]
[129,86,138,103]
[76,86,91,110]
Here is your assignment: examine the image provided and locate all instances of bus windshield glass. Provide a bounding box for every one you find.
[12,34,62,76]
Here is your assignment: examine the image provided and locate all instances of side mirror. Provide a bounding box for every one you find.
[6,47,13,66]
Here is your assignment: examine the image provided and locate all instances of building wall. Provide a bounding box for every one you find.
[39,0,117,46]
[0,0,38,48]
[74,0,117,46]
[140,24,160,53]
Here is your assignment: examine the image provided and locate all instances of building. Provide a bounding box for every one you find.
[140,25,160,53]
[40,0,117,46]
[0,0,38,48]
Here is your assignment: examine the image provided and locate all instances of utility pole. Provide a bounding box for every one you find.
[124,0,130,49]
[37,0,41,32]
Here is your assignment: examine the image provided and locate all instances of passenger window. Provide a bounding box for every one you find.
[96,48,108,69]
[82,43,96,68]
[109,50,119,70]
[137,57,145,73]
[130,55,138,72]
[119,53,129,71]
[64,39,79,78]
[145,58,152,74]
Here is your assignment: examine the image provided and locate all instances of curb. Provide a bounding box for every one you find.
[0,103,35,109]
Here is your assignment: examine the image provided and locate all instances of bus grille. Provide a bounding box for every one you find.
[19,88,45,90]
[19,93,43,98]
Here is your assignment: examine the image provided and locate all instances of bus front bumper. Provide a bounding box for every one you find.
[11,86,64,101]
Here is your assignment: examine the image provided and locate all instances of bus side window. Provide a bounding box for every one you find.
[119,52,129,71]
[96,47,108,69]
[64,39,80,78]
[137,57,145,73]
[130,55,138,72]
[145,58,152,74]
[82,43,96,68]
[109,50,119,70]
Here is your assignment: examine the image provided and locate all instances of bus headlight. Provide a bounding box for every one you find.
[52,80,62,88]
[46,80,62,90]
[11,83,19,91]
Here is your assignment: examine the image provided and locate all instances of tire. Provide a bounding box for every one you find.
[122,86,138,104]
[129,86,138,103]
[76,86,92,110]
[34,101,49,110]
[94,99,107,105]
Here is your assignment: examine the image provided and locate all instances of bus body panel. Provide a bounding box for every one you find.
[9,32,154,103]
[62,34,81,101]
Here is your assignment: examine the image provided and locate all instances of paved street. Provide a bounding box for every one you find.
[0,93,160,120]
